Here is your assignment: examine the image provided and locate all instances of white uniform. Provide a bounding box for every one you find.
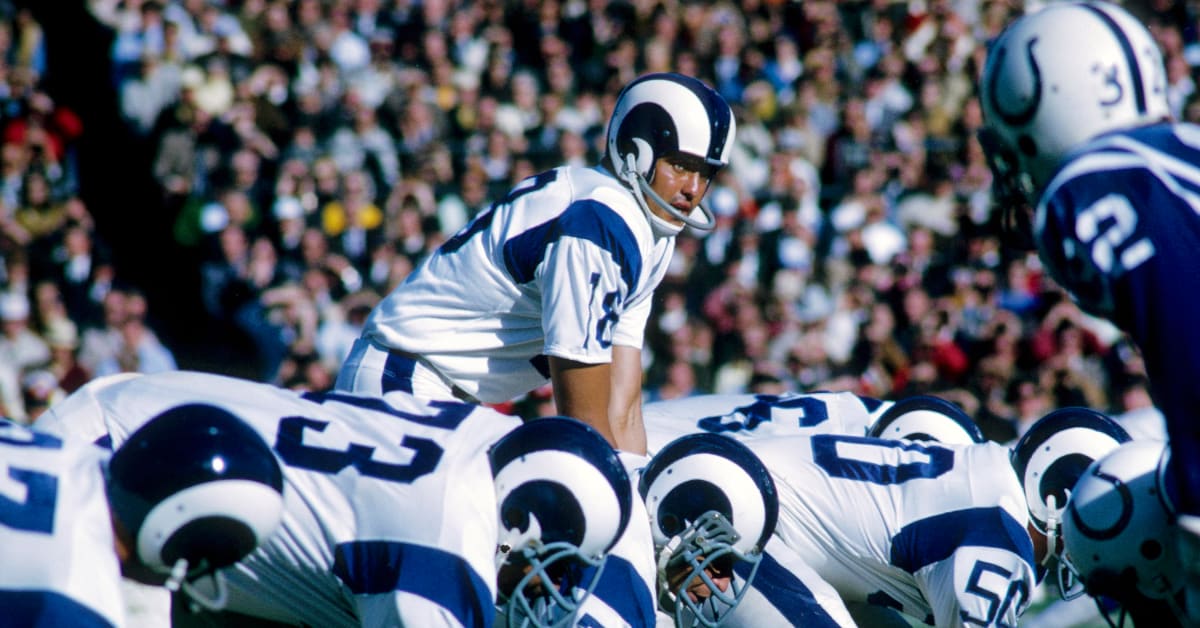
[642,391,890,453]
[0,420,125,627]
[36,371,523,628]
[744,435,1036,627]
[568,453,659,628]
[336,166,674,404]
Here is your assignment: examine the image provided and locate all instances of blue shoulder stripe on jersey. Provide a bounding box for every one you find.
[735,551,844,627]
[502,199,642,292]
[0,590,117,628]
[377,353,416,394]
[856,395,887,414]
[584,555,656,626]
[333,540,493,628]
[890,507,1035,574]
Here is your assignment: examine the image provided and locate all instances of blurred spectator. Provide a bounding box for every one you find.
[20,367,62,422]
[93,287,176,377]
[0,291,49,373]
[3,0,1184,467]
[43,317,90,394]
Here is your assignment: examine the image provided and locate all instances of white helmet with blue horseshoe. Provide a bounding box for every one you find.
[490,417,632,628]
[639,433,778,627]
[605,72,736,236]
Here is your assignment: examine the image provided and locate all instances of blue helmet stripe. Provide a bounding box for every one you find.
[1084,3,1146,114]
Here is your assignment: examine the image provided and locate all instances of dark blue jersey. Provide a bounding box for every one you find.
[1037,122,1200,512]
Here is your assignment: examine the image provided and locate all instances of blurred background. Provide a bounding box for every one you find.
[0,0,1184,456]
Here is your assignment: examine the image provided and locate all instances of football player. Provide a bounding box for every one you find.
[634,406,1132,627]
[640,390,991,454]
[979,2,1200,618]
[334,72,736,454]
[35,371,650,627]
[1,406,284,627]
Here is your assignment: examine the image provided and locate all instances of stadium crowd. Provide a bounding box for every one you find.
[0,0,1189,446]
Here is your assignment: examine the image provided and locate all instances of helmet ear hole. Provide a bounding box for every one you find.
[161,516,258,571]
[1017,135,1038,157]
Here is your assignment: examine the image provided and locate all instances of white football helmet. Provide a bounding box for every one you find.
[1010,406,1131,595]
[605,72,735,236]
[1063,440,1184,610]
[639,433,778,627]
[866,394,985,445]
[979,1,1168,247]
[490,417,632,628]
[106,404,285,609]
[980,1,1168,193]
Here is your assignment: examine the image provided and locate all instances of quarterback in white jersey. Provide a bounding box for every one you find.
[336,72,735,454]
[735,434,1036,627]
[0,421,125,627]
[36,371,649,628]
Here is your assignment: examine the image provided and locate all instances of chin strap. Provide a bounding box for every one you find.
[655,534,684,614]
[182,570,230,613]
[1042,495,1061,569]
[165,557,231,614]
[164,557,189,593]
[620,155,717,237]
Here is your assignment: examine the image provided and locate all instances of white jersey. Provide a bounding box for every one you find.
[568,453,658,628]
[347,165,674,403]
[747,435,1035,627]
[642,391,889,453]
[0,420,125,627]
[35,371,523,628]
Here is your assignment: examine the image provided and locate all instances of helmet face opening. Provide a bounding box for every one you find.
[658,510,762,628]
[497,541,608,628]
[640,434,778,627]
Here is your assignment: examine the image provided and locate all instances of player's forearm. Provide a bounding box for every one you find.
[609,345,648,455]
[550,356,619,447]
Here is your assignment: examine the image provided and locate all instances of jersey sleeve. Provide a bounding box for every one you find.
[723,539,857,628]
[0,426,126,628]
[539,205,644,363]
[915,543,1035,627]
[611,294,652,349]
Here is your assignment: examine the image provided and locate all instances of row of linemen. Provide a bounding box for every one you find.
[330,3,1200,625]
[5,369,1180,627]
